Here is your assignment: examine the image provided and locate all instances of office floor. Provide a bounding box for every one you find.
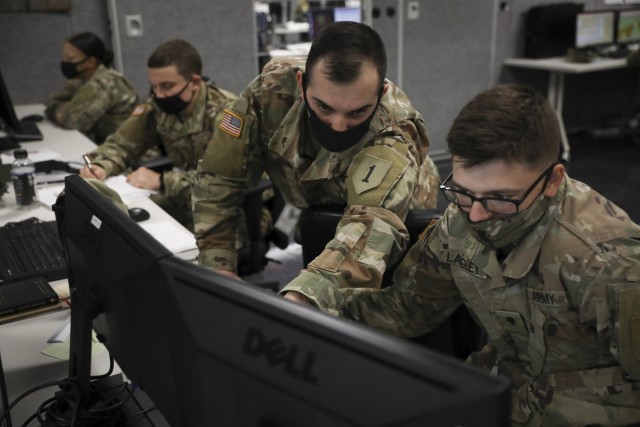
[244,131,640,291]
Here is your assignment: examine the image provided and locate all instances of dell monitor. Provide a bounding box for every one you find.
[617,8,640,46]
[50,175,511,426]
[575,10,616,50]
[0,70,42,144]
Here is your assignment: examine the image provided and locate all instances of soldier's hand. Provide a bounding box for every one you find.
[214,269,244,283]
[283,291,314,306]
[79,164,107,180]
[126,167,161,191]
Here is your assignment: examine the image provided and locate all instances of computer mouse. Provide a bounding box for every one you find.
[128,207,150,222]
[21,114,44,122]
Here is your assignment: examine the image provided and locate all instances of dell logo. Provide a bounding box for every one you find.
[242,327,318,384]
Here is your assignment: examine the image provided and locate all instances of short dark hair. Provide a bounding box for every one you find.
[147,39,202,79]
[305,21,386,88]
[447,84,561,169]
[68,32,113,66]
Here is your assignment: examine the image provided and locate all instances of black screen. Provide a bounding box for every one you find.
[0,70,42,142]
[56,175,511,427]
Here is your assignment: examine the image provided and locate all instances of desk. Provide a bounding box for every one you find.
[0,104,193,426]
[504,56,628,162]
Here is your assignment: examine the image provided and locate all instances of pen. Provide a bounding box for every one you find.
[82,154,98,178]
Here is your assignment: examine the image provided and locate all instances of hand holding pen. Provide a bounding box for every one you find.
[80,154,107,180]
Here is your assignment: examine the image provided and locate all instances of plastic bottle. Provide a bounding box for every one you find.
[11,149,36,207]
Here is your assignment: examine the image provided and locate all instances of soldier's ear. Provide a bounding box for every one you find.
[296,70,304,94]
[191,74,202,85]
[543,163,565,199]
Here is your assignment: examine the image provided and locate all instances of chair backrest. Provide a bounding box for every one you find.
[296,206,442,286]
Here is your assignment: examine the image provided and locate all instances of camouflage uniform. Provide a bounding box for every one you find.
[88,81,237,231]
[45,64,137,144]
[194,57,440,284]
[296,175,640,426]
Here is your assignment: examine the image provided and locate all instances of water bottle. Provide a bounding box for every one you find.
[11,149,36,207]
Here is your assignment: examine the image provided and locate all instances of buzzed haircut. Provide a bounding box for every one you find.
[147,39,203,79]
[305,21,387,88]
[447,84,562,170]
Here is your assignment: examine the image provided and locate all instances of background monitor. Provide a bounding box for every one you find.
[0,69,42,142]
[575,10,616,49]
[617,8,640,45]
[333,6,361,23]
[308,8,334,38]
[54,175,511,426]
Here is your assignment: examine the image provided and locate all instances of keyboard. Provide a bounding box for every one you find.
[0,218,66,283]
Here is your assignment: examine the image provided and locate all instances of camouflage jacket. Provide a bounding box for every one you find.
[303,175,640,426]
[90,81,236,201]
[44,64,137,143]
[193,57,440,281]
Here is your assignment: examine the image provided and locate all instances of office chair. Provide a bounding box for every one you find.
[295,205,485,359]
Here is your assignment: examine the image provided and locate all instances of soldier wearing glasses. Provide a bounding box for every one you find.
[283,84,640,426]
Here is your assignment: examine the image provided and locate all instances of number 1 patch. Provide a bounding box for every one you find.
[352,154,392,194]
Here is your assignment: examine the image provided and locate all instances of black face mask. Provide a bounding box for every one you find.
[302,74,382,153]
[152,81,192,115]
[60,57,89,79]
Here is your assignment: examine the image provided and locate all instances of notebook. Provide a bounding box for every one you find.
[0,218,66,284]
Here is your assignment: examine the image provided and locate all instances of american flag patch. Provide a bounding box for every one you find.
[219,109,243,138]
[132,104,146,116]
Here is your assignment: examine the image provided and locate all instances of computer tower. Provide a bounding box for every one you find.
[524,2,585,58]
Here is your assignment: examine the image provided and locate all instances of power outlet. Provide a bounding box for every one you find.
[407,1,419,20]
[125,14,143,37]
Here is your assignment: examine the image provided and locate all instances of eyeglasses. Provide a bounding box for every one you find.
[439,163,556,216]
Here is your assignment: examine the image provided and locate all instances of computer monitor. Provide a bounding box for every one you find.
[0,69,42,143]
[575,10,616,49]
[51,175,511,426]
[617,8,640,45]
[333,6,361,23]
[308,8,335,39]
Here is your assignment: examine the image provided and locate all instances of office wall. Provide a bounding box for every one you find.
[0,0,257,105]
[1,0,635,160]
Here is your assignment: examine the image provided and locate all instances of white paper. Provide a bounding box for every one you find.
[48,316,71,343]
[104,175,157,204]
[36,183,66,208]
[139,220,196,255]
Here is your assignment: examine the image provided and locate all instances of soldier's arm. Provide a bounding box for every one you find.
[55,77,114,133]
[44,81,76,123]
[91,103,160,177]
[289,217,462,338]
[192,80,265,273]
[283,127,432,295]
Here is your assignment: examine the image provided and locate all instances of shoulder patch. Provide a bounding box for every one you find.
[352,154,392,194]
[219,109,243,138]
[131,104,146,116]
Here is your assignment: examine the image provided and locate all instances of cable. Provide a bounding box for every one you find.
[0,380,64,425]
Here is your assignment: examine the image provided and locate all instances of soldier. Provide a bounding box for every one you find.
[284,83,640,425]
[45,32,137,144]
[193,21,440,287]
[78,39,238,231]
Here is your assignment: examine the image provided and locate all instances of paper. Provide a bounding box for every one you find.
[104,175,157,204]
[139,220,196,255]
[48,316,71,343]
[36,183,65,208]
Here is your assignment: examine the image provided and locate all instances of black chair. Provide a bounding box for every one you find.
[295,205,485,359]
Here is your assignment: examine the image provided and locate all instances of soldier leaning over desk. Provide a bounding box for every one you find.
[285,83,640,426]
[78,39,240,232]
[193,21,440,287]
[45,32,138,144]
